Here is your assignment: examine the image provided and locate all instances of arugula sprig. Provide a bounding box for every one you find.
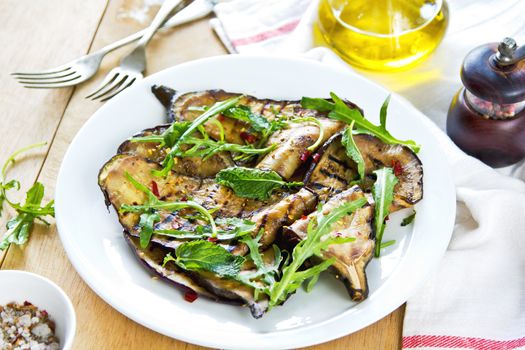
[341,121,365,180]
[268,197,367,308]
[120,172,217,248]
[301,93,420,153]
[372,168,398,257]
[291,117,325,152]
[216,167,303,200]
[154,218,256,241]
[148,96,243,177]
[223,105,289,150]
[0,143,55,251]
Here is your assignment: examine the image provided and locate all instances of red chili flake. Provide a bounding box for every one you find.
[301,215,308,220]
[41,310,48,317]
[150,180,160,198]
[184,291,199,303]
[335,232,343,237]
[240,131,257,144]
[391,160,403,177]
[300,150,312,162]
[385,215,390,221]
[23,301,32,306]
[217,114,225,122]
[312,153,321,163]
[207,237,218,243]
[180,196,188,202]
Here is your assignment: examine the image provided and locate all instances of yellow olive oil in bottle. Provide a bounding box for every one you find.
[318,0,449,70]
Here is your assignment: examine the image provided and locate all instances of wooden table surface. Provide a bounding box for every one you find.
[0,1,404,348]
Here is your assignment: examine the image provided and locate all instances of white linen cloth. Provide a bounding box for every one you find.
[211,1,525,348]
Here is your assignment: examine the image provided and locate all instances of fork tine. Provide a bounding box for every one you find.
[14,69,76,81]
[11,66,72,77]
[17,74,82,86]
[85,72,121,99]
[100,77,137,102]
[21,76,84,89]
[89,74,128,100]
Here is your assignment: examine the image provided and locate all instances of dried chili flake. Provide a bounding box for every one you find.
[391,160,403,177]
[217,114,225,122]
[150,180,160,197]
[207,237,218,243]
[301,215,308,220]
[312,153,321,163]
[240,131,257,144]
[300,150,312,162]
[184,291,199,303]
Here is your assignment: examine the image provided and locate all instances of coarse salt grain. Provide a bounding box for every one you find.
[0,302,59,350]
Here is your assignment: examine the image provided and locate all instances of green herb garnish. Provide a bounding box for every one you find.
[120,172,217,247]
[268,197,366,308]
[223,105,270,133]
[341,121,365,180]
[215,167,303,200]
[401,210,416,226]
[150,96,243,176]
[163,240,245,277]
[301,93,420,153]
[0,143,55,251]
[380,240,396,249]
[292,117,325,152]
[154,218,256,241]
[372,168,398,257]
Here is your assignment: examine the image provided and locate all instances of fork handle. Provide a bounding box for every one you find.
[97,0,208,56]
[137,0,195,48]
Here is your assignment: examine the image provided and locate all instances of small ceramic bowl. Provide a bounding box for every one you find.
[0,270,76,349]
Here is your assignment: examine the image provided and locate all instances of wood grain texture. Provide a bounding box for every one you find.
[1,0,404,349]
[0,0,109,265]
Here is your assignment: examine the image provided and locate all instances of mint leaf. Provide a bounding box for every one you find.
[372,168,398,257]
[341,123,365,180]
[165,240,245,277]
[215,167,303,200]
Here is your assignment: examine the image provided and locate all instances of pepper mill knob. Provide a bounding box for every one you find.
[447,37,525,168]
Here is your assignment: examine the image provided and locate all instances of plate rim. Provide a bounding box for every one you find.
[55,54,456,349]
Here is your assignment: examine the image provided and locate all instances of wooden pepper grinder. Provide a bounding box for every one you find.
[447,37,525,168]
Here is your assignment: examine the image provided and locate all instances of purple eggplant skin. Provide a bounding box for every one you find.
[124,231,218,300]
[125,232,270,319]
[151,85,178,122]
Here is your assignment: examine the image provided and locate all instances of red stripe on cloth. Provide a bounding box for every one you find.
[403,335,525,349]
[231,19,301,47]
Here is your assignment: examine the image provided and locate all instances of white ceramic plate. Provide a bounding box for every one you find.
[55,55,455,349]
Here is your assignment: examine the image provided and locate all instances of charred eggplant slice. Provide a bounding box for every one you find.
[284,186,374,301]
[118,124,234,178]
[305,133,423,209]
[126,233,270,318]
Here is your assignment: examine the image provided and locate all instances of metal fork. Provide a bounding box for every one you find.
[12,0,211,90]
[86,0,195,101]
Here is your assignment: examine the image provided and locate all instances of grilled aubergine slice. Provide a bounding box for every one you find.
[284,186,375,301]
[125,233,273,318]
[98,155,317,317]
[305,133,423,210]
[118,124,234,178]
